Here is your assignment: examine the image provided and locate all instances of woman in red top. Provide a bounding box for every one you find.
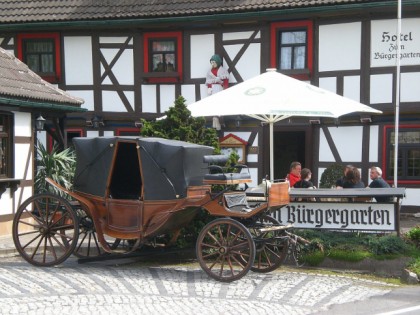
[287,161,302,187]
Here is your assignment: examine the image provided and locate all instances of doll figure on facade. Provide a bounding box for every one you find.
[205,54,229,95]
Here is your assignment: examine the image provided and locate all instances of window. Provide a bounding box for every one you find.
[0,114,12,178]
[384,125,420,183]
[143,32,182,83]
[270,21,313,80]
[17,33,61,83]
[150,39,176,73]
[279,31,306,70]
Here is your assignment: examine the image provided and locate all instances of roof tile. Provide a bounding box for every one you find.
[0,47,84,106]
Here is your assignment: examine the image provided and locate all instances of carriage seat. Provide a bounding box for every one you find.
[203,155,252,185]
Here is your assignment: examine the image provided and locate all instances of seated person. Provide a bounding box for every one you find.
[293,168,315,189]
[286,161,301,187]
[335,164,353,188]
[343,167,365,188]
[368,166,392,202]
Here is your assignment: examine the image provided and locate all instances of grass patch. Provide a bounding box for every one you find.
[327,249,372,262]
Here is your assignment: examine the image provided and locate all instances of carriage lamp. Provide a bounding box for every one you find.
[35,115,46,131]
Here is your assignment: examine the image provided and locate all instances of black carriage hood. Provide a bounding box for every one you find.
[72,136,214,200]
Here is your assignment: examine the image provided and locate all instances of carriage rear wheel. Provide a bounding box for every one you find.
[12,193,79,266]
[196,218,255,282]
[73,209,122,258]
[248,215,289,273]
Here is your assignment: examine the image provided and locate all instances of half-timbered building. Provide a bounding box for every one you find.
[0,0,419,212]
[0,47,84,235]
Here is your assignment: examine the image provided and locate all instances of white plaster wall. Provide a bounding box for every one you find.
[402,188,420,206]
[100,37,133,44]
[227,43,261,82]
[101,48,134,85]
[319,77,336,93]
[319,22,361,72]
[319,129,335,162]
[15,143,32,179]
[102,91,134,112]
[343,76,361,102]
[70,90,94,111]
[317,167,326,187]
[64,36,93,85]
[36,131,47,149]
[329,126,363,162]
[160,85,176,113]
[199,84,209,100]
[401,72,420,102]
[223,31,260,41]
[181,85,197,105]
[14,112,31,137]
[86,130,99,137]
[370,74,393,104]
[142,85,157,113]
[0,192,14,215]
[103,131,114,137]
[190,34,215,79]
[369,125,379,163]
[249,167,258,187]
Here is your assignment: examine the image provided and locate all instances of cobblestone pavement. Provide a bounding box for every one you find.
[0,255,399,315]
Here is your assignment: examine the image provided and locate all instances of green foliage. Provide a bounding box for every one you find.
[368,235,411,256]
[303,250,325,266]
[319,163,344,188]
[328,249,372,262]
[35,141,76,198]
[141,95,220,150]
[406,226,420,247]
[407,258,420,275]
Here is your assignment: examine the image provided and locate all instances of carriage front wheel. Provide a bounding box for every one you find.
[196,218,255,282]
[12,193,79,266]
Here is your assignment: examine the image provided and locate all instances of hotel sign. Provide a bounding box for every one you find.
[371,18,420,67]
[275,202,396,231]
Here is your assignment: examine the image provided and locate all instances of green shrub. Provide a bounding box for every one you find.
[368,235,411,256]
[406,226,420,247]
[319,163,344,188]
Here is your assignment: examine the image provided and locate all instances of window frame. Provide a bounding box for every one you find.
[383,124,420,184]
[17,32,62,84]
[143,31,183,83]
[270,21,313,80]
[0,113,13,179]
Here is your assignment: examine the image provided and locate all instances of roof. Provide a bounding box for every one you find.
[0,0,399,24]
[0,47,85,111]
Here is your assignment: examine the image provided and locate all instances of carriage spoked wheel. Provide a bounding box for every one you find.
[247,215,289,273]
[74,209,141,257]
[12,193,79,267]
[196,218,255,282]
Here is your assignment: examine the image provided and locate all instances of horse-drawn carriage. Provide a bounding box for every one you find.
[13,137,290,282]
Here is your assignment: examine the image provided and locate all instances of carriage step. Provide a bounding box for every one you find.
[258,224,293,232]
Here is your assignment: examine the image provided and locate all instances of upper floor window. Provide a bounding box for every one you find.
[384,125,420,183]
[270,21,313,80]
[17,33,61,83]
[150,39,176,72]
[143,32,182,83]
[0,114,12,178]
[279,30,306,70]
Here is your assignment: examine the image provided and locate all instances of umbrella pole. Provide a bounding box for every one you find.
[270,121,274,181]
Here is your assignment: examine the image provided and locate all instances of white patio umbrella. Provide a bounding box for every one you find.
[188,69,382,180]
